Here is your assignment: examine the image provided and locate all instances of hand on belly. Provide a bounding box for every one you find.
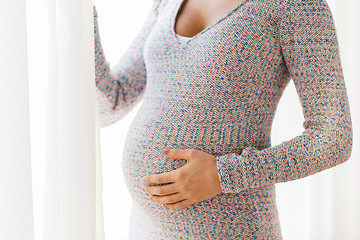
[141,148,222,212]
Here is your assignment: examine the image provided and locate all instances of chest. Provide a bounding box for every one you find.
[174,0,247,38]
[142,0,289,108]
[147,1,279,63]
[143,0,285,91]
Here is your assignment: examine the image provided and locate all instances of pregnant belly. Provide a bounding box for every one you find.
[121,102,247,201]
[118,103,274,236]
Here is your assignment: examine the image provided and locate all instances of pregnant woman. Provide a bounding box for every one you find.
[93,0,353,238]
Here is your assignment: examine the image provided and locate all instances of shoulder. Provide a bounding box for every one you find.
[273,0,334,24]
[276,0,333,13]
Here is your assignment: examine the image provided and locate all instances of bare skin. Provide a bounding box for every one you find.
[174,0,246,37]
[141,0,247,212]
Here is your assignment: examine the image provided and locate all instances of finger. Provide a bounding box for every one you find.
[161,148,197,161]
[143,182,178,196]
[150,192,185,204]
[165,198,191,211]
[142,170,177,184]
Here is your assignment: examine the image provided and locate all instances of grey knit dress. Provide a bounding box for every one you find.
[93,0,353,238]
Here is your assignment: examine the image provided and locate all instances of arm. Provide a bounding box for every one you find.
[215,0,353,193]
[93,2,162,128]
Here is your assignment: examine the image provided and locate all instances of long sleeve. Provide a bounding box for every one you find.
[93,2,162,128]
[215,0,353,194]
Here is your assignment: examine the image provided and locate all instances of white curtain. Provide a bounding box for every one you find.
[42,0,105,239]
[0,0,358,240]
[1,0,105,239]
[0,0,34,239]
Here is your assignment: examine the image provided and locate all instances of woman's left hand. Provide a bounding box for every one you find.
[141,148,222,212]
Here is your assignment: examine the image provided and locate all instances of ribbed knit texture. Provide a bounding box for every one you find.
[93,0,353,238]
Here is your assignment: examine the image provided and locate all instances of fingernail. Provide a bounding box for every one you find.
[161,148,169,154]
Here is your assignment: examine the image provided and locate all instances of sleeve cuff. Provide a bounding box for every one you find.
[215,147,258,193]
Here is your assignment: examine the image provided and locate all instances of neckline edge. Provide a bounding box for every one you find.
[170,0,247,45]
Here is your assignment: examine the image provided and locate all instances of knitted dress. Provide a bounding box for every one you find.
[93,0,353,238]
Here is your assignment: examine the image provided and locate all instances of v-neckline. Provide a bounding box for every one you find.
[170,0,246,45]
